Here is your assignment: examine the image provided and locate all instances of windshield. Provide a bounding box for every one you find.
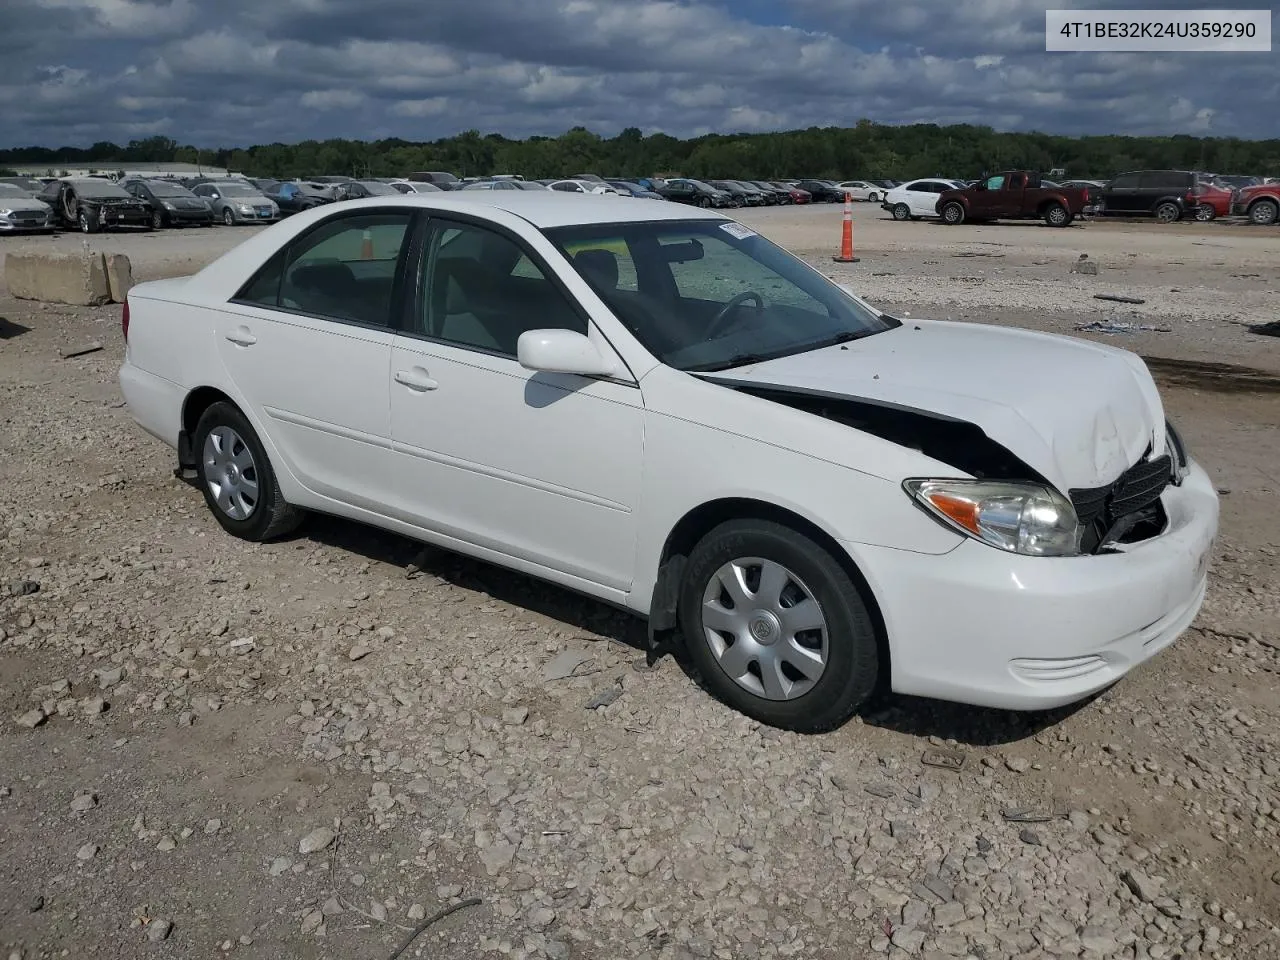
[0,184,32,198]
[547,219,893,372]
[146,182,195,197]
[218,183,262,197]
[358,181,397,195]
[71,180,131,199]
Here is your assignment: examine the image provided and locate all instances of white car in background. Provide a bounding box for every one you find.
[546,179,619,195]
[117,192,1217,732]
[389,180,444,194]
[836,181,884,202]
[882,179,967,220]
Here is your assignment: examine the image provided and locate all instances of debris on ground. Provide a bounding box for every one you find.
[1094,293,1147,304]
[1074,320,1172,334]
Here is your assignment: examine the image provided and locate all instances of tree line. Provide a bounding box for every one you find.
[3,122,1278,182]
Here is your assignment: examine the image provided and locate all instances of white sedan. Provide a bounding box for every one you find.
[118,193,1218,731]
[881,179,966,220]
[546,179,619,195]
[835,181,884,202]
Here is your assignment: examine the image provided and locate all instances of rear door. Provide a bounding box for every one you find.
[1103,173,1143,214]
[216,209,415,510]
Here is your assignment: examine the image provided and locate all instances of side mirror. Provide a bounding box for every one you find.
[517,329,617,378]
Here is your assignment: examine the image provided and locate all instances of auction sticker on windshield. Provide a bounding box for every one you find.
[720,222,757,240]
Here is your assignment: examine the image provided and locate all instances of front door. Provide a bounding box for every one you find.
[215,209,415,510]
[1103,173,1143,214]
[387,217,643,591]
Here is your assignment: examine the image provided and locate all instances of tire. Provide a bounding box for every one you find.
[1249,199,1278,226]
[222,208,236,226]
[1154,201,1181,223]
[891,203,911,221]
[151,210,165,230]
[193,402,303,542]
[867,192,879,203]
[1195,205,1216,222]
[678,518,880,732]
[941,202,966,225]
[78,211,95,234]
[697,196,711,208]
[1043,203,1071,227]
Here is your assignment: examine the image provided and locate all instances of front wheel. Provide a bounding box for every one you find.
[678,519,880,732]
[1154,201,1181,223]
[1043,203,1071,227]
[891,203,911,221]
[78,211,96,234]
[193,402,303,542]
[697,196,711,208]
[1249,199,1278,225]
[151,210,165,230]
[941,202,966,225]
[222,208,235,226]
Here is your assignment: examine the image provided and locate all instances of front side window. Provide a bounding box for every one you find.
[1110,174,1140,189]
[985,176,1006,190]
[236,212,412,327]
[417,220,586,356]
[548,219,893,372]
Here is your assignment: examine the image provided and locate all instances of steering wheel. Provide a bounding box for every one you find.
[705,291,764,340]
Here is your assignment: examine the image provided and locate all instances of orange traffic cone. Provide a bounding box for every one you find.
[360,228,373,260]
[832,192,859,263]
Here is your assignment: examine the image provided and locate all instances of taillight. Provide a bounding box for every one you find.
[121,298,130,342]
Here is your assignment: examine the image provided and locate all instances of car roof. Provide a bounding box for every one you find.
[341,192,728,228]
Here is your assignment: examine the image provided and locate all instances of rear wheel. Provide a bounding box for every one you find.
[1043,203,1071,227]
[1249,199,1278,225]
[1154,201,1181,223]
[941,202,966,225]
[678,519,880,732]
[891,203,911,221]
[1195,204,1216,222]
[193,402,303,542]
[697,196,711,208]
[867,191,879,203]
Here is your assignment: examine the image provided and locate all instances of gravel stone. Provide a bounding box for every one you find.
[298,827,335,855]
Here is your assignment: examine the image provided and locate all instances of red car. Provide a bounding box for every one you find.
[1231,183,1280,225]
[1191,181,1233,221]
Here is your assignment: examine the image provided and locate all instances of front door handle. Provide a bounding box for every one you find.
[226,326,257,347]
[394,368,439,392]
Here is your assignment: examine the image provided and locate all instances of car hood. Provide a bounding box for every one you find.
[709,319,1167,492]
[1,197,51,213]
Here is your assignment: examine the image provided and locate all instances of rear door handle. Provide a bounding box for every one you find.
[394,368,439,392]
[226,326,257,346]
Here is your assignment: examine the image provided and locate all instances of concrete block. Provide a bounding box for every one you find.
[104,252,134,303]
[4,252,111,306]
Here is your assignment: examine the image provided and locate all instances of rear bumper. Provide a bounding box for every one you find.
[119,360,185,450]
[848,461,1219,711]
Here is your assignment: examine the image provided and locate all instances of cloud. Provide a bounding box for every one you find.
[0,0,1273,148]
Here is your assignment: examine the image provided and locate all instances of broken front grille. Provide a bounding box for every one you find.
[1071,454,1172,553]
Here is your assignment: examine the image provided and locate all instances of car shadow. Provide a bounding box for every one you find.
[279,512,1097,745]
[293,513,650,651]
[0,316,32,339]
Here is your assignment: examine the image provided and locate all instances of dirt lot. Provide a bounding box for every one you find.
[1,207,1278,960]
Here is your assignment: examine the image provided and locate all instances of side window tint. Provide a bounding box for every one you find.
[420,220,586,356]
[1111,174,1139,189]
[985,176,1005,190]
[239,212,411,327]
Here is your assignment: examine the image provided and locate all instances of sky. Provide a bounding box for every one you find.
[1,0,1277,149]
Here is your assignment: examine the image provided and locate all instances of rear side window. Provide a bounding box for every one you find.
[1109,174,1141,189]
[234,212,413,328]
[1139,171,1189,190]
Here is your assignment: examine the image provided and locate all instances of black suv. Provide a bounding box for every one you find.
[1097,170,1203,223]
[123,178,215,228]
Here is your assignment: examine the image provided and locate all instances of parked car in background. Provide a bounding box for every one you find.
[405,172,460,190]
[333,180,401,201]
[836,181,884,202]
[513,180,550,191]
[881,179,965,220]
[459,179,524,191]
[1213,174,1263,191]
[1191,180,1233,221]
[869,180,898,191]
[656,178,733,208]
[248,178,282,194]
[0,182,56,233]
[38,177,153,233]
[935,172,1089,227]
[118,191,1218,732]
[192,181,280,225]
[123,178,214,229]
[606,180,665,200]
[257,181,334,217]
[794,180,844,202]
[546,179,619,195]
[708,180,760,206]
[389,180,444,194]
[767,181,810,204]
[305,176,355,184]
[1096,171,1203,223]
[1231,181,1280,225]
[743,181,788,204]
[0,176,49,194]
[1060,180,1105,208]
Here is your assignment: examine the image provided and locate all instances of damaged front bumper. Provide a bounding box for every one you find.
[847,460,1219,711]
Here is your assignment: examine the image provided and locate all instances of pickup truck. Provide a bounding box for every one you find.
[935,172,1089,227]
[1231,182,1280,225]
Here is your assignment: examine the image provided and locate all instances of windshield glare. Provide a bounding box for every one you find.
[359,181,397,195]
[72,180,131,198]
[219,184,260,197]
[547,220,892,372]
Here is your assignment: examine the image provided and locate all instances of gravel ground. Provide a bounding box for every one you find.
[1,208,1278,960]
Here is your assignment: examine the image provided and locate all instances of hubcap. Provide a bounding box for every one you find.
[1253,203,1277,225]
[700,557,829,701]
[203,426,259,520]
[1157,205,1177,222]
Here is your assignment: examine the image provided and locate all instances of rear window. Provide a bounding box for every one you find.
[1139,171,1190,190]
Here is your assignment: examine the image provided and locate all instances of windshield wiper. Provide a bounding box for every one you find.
[685,352,781,373]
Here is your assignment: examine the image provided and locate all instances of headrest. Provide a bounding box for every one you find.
[574,248,619,290]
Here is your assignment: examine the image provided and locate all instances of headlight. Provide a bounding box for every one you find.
[904,479,1082,557]
[0,209,11,216]
[238,204,253,213]
[162,201,175,210]
[1166,420,1190,483]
